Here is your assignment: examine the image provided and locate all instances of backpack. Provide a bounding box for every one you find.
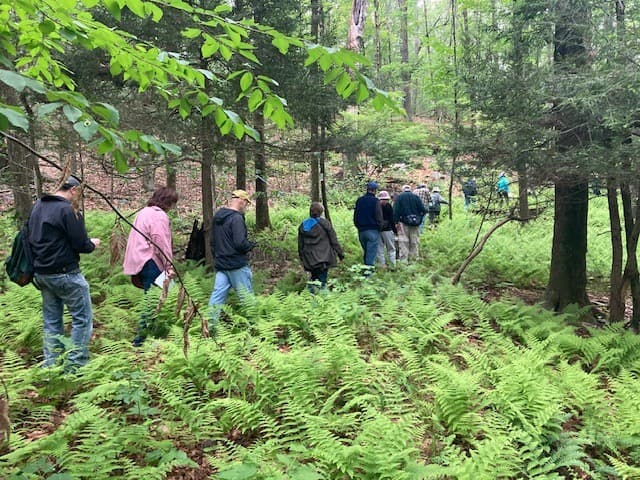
[5,223,34,287]
[402,214,423,226]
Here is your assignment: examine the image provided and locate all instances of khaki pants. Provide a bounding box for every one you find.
[397,224,420,261]
[376,230,396,266]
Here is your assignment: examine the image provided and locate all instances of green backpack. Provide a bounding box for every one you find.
[5,223,34,287]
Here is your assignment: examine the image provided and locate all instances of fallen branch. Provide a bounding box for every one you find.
[452,211,516,286]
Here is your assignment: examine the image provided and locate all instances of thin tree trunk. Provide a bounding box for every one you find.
[608,181,625,322]
[201,118,215,268]
[254,112,270,230]
[398,0,411,118]
[448,0,459,221]
[620,180,640,331]
[236,142,247,190]
[319,125,331,223]
[373,0,381,74]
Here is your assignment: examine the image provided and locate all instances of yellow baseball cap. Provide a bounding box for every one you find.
[232,189,252,204]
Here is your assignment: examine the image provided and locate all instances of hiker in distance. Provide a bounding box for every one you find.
[28,176,101,373]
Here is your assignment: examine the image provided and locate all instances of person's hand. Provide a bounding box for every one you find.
[91,238,101,247]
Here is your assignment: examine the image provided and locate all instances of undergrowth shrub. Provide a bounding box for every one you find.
[0,199,637,479]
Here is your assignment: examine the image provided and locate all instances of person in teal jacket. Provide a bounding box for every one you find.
[496,172,509,205]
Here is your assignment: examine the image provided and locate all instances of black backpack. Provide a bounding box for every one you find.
[5,222,34,286]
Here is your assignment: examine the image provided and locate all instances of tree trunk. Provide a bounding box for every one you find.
[201,118,215,268]
[347,0,368,51]
[310,125,320,202]
[608,181,625,322]
[7,137,33,223]
[254,112,270,230]
[319,125,331,223]
[517,164,529,220]
[620,180,640,331]
[236,142,247,190]
[398,0,411,118]
[545,0,591,313]
[544,178,590,311]
[373,0,381,74]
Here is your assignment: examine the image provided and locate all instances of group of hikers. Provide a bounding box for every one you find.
[23,171,511,372]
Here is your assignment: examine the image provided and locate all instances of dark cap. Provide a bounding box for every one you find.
[366,181,378,190]
[64,175,82,188]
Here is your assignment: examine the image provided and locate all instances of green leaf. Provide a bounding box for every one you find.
[272,36,289,54]
[161,142,181,155]
[290,466,323,480]
[73,119,98,141]
[38,20,56,35]
[103,0,122,20]
[219,119,233,135]
[0,70,26,92]
[240,72,253,92]
[223,109,241,125]
[244,125,260,141]
[183,28,202,39]
[201,40,219,58]
[63,105,83,123]
[0,107,28,131]
[216,463,258,480]
[125,0,145,17]
[96,138,115,155]
[247,89,263,112]
[144,2,163,21]
[36,102,63,117]
[356,83,370,103]
[113,150,128,173]
[91,102,120,126]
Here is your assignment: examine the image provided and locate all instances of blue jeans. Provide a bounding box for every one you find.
[208,266,254,332]
[358,229,380,267]
[35,270,93,371]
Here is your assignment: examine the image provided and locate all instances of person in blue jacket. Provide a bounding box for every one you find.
[353,181,383,274]
[496,172,510,205]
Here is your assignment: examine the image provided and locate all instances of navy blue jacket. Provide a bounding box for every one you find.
[393,191,427,224]
[353,192,383,232]
[211,207,255,271]
[28,195,95,274]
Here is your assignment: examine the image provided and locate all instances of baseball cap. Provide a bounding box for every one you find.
[402,184,411,192]
[366,181,379,190]
[432,186,440,192]
[378,190,391,200]
[64,175,82,188]
[232,189,252,204]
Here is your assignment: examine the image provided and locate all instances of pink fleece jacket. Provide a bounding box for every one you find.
[122,206,173,275]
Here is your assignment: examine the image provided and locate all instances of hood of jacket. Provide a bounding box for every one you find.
[214,207,240,225]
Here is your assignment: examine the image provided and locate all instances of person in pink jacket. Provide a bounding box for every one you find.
[123,186,178,346]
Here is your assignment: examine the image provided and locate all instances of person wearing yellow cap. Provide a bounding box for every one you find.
[208,189,255,334]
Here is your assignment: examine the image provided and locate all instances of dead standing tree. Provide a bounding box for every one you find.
[347,0,368,51]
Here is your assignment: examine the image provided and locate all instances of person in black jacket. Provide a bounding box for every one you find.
[298,202,344,292]
[375,190,397,267]
[28,175,101,372]
[208,190,255,333]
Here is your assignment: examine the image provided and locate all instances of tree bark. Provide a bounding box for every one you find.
[398,0,411,118]
[608,181,625,322]
[373,0,381,74]
[544,0,591,313]
[544,178,590,311]
[236,142,247,190]
[201,118,216,268]
[620,180,640,331]
[347,0,368,51]
[254,111,270,230]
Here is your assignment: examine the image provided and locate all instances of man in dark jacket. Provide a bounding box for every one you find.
[28,175,101,372]
[208,189,255,333]
[393,184,427,262]
[353,181,383,272]
[298,202,344,292]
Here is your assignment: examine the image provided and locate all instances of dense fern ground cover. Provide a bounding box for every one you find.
[2,196,640,479]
